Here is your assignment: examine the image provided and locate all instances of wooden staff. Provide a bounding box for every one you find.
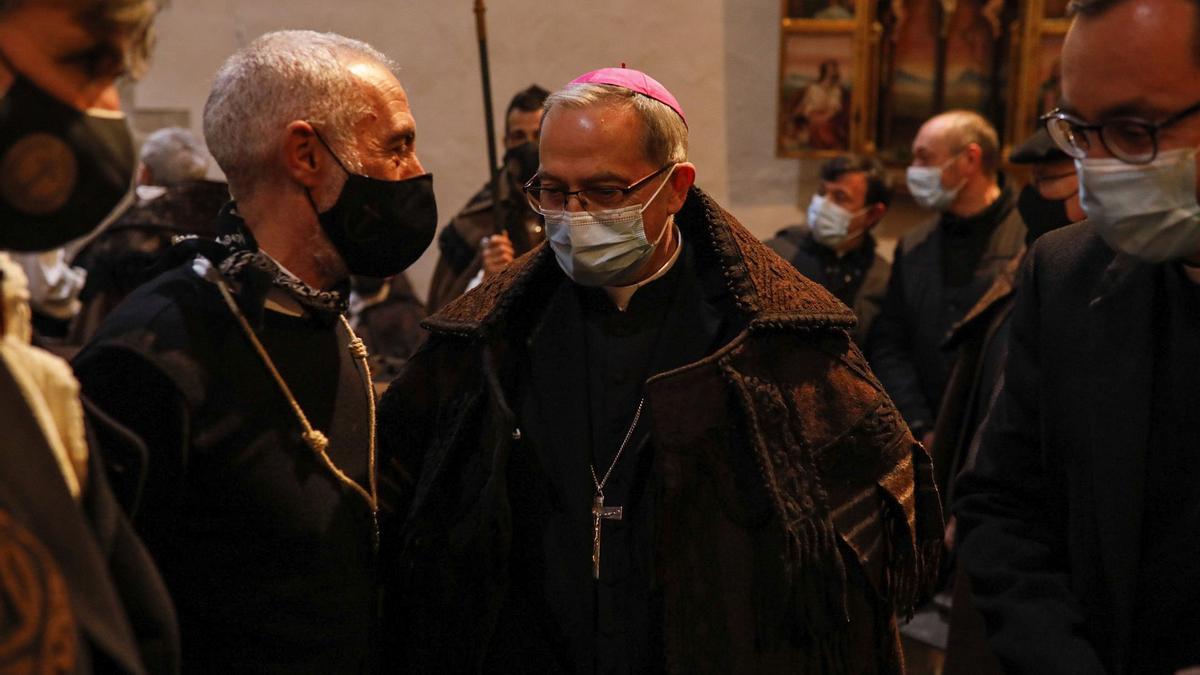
[473,0,505,234]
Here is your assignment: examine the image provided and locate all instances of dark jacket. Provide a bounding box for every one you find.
[766,225,891,342]
[930,253,1025,675]
[73,239,379,674]
[952,222,1166,674]
[0,361,179,674]
[929,249,1023,510]
[69,180,231,346]
[865,189,1026,436]
[378,187,943,674]
[349,274,427,385]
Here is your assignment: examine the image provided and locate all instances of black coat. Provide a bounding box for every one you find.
[765,226,891,342]
[0,361,178,674]
[865,194,1025,435]
[952,222,1166,674]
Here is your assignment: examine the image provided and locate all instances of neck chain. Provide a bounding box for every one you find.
[209,269,379,551]
[589,397,645,579]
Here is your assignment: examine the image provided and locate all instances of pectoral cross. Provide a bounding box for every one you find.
[591,492,623,579]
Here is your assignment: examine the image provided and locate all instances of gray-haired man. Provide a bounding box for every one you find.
[74,30,437,671]
[379,67,941,673]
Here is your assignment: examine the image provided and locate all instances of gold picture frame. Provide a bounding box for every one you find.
[1007,0,1072,154]
[776,0,876,158]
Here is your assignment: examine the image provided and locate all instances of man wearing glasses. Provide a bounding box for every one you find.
[953,0,1200,672]
[378,67,943,673]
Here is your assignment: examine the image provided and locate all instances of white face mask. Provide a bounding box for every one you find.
[807,194,868,248]
[906,155,965,211]
[544,167,676,287]
[1077,148,1200,263]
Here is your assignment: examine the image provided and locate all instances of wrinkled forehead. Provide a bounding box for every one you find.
[538,103,654,179]
[348,61,414,128]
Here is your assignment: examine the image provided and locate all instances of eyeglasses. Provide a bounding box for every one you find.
[524,163,675,214]
[1041,100,1200,165]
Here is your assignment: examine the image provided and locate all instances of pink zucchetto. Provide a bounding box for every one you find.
[568,66,687,128]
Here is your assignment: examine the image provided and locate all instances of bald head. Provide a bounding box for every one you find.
[915,110,1000,176]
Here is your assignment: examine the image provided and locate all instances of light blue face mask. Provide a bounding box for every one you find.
[906,155,965,212]
[544,167,676,287]
[807,194,868,248]
[1077,148,1200,263]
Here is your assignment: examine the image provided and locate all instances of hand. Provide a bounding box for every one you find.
[921,431,935,449]
[944,515,957,551]
[481,232,515,278]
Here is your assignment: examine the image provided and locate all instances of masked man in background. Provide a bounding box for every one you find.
[767,153,893,342]
[426,84,549,311]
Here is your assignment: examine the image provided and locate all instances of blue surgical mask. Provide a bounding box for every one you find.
[1077,148,1200,263]
[545,167,675,287]
[807,194,868,248]
[906,156,964,211]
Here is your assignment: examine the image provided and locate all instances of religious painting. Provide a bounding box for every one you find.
[786,0,858,20]
[875,0,1017,164]
[777,27,857,157]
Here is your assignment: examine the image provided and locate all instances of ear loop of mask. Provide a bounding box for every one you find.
[304,128,351,217]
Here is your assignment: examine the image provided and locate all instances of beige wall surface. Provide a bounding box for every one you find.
[133,0,885,301]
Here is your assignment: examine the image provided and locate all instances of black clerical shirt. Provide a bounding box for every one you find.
[500,239,729,674]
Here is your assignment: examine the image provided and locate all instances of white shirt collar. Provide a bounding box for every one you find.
[603,225,683,312]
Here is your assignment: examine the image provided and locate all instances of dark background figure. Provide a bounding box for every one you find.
[69,126,229,346]
[426,84,548,312]
[865,110,1025,447]
[0,0,180,673]
[348,273,426,388]
[766,153,893,342]
[954,0,1200,672]
[908,128,1084,673]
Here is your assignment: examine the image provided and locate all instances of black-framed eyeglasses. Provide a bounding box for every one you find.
[524,163,675,214]
[1041,100,1200,165]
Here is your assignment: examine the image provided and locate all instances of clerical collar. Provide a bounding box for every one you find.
[603,225,683,312]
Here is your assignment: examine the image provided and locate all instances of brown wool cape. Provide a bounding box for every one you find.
[377,186,943,674]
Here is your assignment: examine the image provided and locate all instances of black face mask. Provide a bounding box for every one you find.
[0,76,135,251]
[309,132,437,279]
[503,141,539,188]
[1018,184,1074,245]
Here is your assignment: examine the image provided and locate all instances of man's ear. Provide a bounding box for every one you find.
[281,120,324,189]
[962,142,984,177]
[665,162,696,213]
[864,203,887,230]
